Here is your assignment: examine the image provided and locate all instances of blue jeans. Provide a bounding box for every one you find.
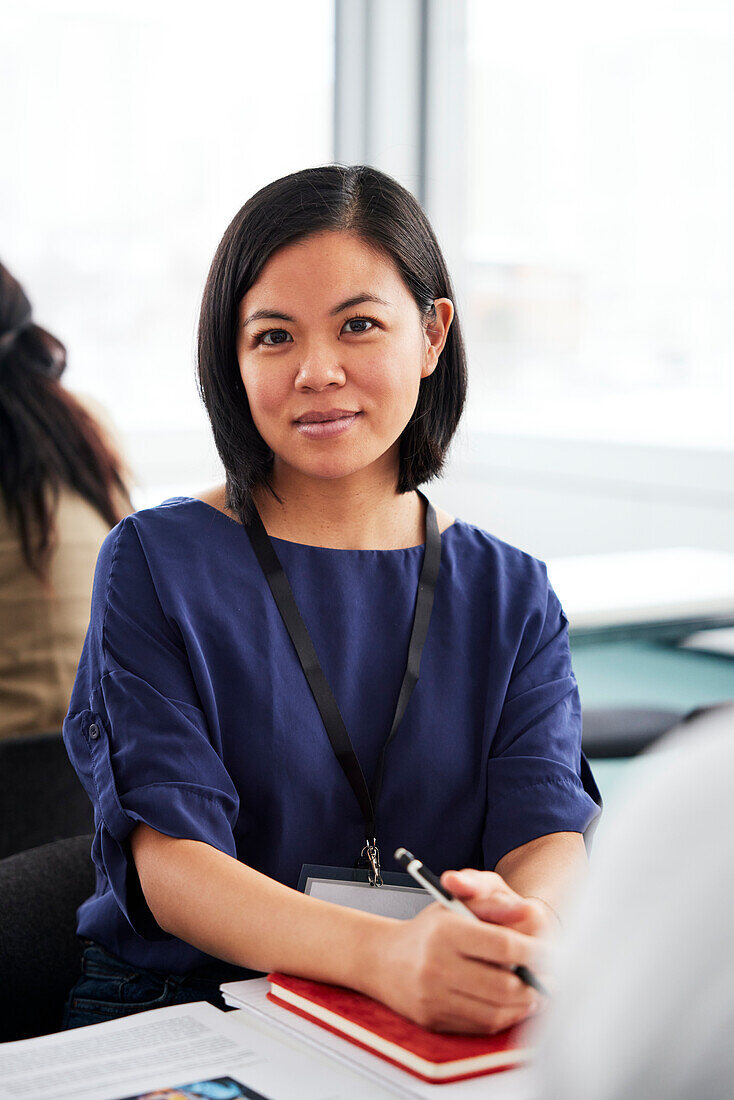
[63,941,262,1030]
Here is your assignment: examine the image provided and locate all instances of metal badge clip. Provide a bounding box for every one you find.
[361,839,383,887]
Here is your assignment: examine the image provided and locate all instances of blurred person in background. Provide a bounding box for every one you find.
[0,260,133,739]
[534,702,734,1099]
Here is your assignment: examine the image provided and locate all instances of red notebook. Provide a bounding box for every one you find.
[266,972,531,1085]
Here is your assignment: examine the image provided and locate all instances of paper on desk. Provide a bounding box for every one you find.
[0,1000,404,1100]
[679,626,734,657]
[222,979,540,1100]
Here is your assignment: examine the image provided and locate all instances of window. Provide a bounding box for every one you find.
[2,0,334,499]
[464,0,734,448]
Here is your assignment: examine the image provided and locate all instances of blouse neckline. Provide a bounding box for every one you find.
[173,495,461,554]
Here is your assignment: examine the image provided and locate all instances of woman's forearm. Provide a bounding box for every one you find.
[132,823,550,1034]
[494,831,588,923]
[130,823,390,996]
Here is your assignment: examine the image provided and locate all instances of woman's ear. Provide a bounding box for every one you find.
[421,298,455,378]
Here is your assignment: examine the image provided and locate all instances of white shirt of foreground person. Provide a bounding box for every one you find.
[533,704,734,1100]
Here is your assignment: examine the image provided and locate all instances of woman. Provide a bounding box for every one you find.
[62,165,600,1034]
[0,261,132,738]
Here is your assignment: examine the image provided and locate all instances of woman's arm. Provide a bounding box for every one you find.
[131,823,386,988]
[130,823,543,1034]
[495,831,587,924]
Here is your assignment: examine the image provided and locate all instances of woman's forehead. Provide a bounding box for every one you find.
[241,230,410,311]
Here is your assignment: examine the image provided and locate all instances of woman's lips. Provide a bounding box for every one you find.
[294,411,361,439]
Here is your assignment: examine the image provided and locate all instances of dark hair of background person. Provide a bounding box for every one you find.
[197,164,468,523]
[0,261,132,581]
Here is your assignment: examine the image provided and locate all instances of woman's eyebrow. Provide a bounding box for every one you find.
[330,293,391,315]
[241,294,391,328]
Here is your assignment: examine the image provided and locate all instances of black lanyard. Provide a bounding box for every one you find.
[244,491,441,885]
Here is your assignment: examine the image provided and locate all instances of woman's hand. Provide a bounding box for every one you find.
[442,869,559,1000]
[441,868,560,940]
[370,900,543,1035]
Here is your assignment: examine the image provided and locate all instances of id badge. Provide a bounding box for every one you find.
[298,864,431,920]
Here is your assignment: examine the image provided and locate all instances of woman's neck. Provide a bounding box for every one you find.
[253,463,425,550]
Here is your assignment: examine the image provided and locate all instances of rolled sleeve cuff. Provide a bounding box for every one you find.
[98,782,239,941]
[483,756,602,871]
[66,708,239,940]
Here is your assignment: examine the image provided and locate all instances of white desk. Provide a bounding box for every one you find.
[547,547,734,637]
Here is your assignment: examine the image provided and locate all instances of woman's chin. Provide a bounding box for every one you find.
[299,463,369,483]
[276,456,382,486]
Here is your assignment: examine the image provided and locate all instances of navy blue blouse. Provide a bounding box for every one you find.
[63,497,601,973]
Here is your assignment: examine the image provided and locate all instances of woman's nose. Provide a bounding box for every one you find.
[294,350,347,391]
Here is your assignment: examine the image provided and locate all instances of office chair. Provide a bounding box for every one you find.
[581,706,684,758]
[0,833,95,1042]
[0,731,93,859]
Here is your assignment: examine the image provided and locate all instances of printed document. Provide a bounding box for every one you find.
[0,1001,406,1100]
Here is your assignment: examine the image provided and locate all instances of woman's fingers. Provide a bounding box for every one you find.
[412,981,540,1035]
[446,953,537,1011]
[441,906,554,1001]
[449,992,541,1036]
[442,868,507,900]
[466,893,548,937]
[444,910,540,971]
[441,868,550,936]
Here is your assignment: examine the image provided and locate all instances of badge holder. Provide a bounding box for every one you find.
[297,864,431,921]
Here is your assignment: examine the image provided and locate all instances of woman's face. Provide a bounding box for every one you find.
[235,230,453,487]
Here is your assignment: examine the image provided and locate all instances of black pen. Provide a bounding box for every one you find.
[394,847,550,999]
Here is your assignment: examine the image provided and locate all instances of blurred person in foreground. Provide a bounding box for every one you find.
[0,260,133,739]
[532,702,734,1099]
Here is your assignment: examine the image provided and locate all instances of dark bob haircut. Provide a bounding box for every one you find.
[197,164,467,522]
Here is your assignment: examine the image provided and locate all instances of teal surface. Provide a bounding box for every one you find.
[568,637,734,842]
[570,640,734,711]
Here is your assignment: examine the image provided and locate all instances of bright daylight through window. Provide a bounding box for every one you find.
[1,0,334,484]
[464,0,734,449]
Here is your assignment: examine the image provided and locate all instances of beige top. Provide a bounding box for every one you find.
[0,390,133,740]
[0,489,124,740]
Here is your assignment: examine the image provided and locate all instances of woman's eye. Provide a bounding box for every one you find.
[343,317,376,334]
[257,329,292,346]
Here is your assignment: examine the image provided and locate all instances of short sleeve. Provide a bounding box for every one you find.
[483,573,601,870]
[63,516,239,939]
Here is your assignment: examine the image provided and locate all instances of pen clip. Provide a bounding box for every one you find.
[362,839,383,888]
